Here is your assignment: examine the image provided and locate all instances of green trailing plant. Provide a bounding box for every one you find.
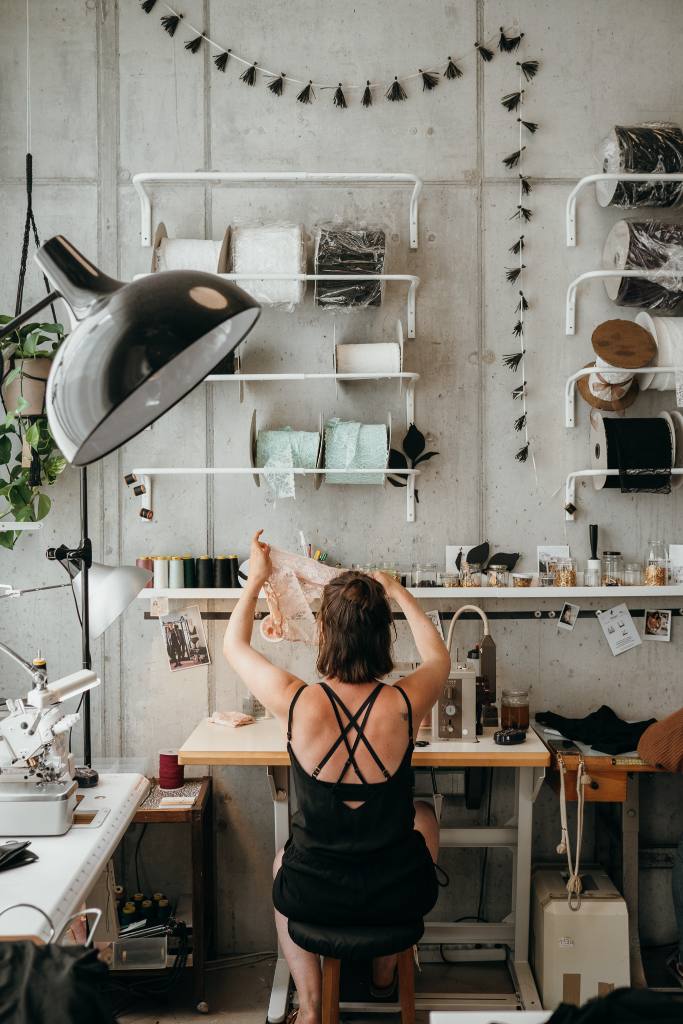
[0,316,67,549]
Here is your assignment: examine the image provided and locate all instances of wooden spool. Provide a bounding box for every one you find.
[591,319,656,369]
[577,362,640,411]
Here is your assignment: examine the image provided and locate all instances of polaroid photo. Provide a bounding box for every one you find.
[558,602,579,632]
[643,609,672,643]
[537,545,570,575]
[160,605,211,671]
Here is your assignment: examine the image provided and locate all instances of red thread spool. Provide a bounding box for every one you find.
[159,750,184,790]
[136,556,154,589]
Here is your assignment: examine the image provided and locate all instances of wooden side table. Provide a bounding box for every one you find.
[132,775,214,1012]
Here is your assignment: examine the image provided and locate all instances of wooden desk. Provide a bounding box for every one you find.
[180,719,550,1021]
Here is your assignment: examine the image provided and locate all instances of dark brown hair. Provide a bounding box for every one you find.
[316,571,394,684]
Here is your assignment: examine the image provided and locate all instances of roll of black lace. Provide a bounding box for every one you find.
[591,413,673,494]
[597,122,683,208]
[602,220,683,310]
[314,227,386,308]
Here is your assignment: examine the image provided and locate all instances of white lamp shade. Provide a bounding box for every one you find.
[72,563,152,639]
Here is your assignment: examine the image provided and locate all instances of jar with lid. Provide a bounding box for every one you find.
[413,563,437,588]
[554,558,577,587]
[602,551,624,587]
[501,689,530,731]
[461,566,481,588]
[624,563,642,586]
[486,564,509,587]
[644,540,668,586]
[437,571,461,588]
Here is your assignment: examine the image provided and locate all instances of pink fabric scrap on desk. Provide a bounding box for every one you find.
[211,711,255,728]
[262,547,341,644]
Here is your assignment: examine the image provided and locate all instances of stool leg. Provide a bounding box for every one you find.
[321,956,341,1024]
[397,948,415,1024]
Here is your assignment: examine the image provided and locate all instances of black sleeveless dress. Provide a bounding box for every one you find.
[272,682,438,926]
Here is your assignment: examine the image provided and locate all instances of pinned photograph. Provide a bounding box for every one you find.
[537,545,570,575]
[558,602,579,632]
[160,606,210,671]
[643,609,672,643]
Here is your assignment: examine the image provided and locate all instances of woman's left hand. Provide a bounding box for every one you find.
[248,529,272,588]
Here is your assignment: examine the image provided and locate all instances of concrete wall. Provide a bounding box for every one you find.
[2,0,682,953]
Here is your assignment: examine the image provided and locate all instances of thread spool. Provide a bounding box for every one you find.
[159,750,184,790]
[183,555,197,587]
[597,123,683,209]
[153,556,169,589]
[214,555,230,588]
[636,313,683,390]
[335,342,401,374]
[140,508,154,521]
[197,556,214,588]
[152,228,224,274]
[231,224,306,307]
[168,556,185,589]
[136,557,154,589]
[227,555,240,588]
[602,220,683,310]
[590,413,674,493]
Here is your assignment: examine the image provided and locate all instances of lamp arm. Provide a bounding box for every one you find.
[0,640,47,688]
[0,290,62,343]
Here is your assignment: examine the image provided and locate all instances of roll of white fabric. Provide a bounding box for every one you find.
[153,238,223,273]
[231,225,305,308]
[588,355,634,400]
[636,314,683,390]
[335,342,401,374]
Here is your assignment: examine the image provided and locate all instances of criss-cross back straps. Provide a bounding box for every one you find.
[287,685,307,741]
[314,683,390,784]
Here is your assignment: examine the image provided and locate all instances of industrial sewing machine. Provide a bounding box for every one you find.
[0,642,99,835]
[432,604,497,740]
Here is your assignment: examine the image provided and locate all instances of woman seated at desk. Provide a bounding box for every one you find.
[224,531,451,1024]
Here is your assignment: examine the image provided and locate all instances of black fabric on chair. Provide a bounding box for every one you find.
[287,920,423,960]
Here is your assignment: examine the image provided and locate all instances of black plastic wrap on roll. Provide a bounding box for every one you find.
[314,227,386,308]
[603,220,683,311]
[598,122,683,208]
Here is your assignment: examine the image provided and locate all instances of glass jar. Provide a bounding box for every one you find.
[486,564,509,587]
[381,562,401,582]
[397,565,412,588]
[555,558,577,587]
[539,572,555,587]
[437,571,461,588]
[413,563,437,588]
[512,573,534,588]
[501,689,530,731]
[602,551,624,587]
[585,563,601,588]
[624,563,642,586]
[461,566,481,588]
[644,540,668,586]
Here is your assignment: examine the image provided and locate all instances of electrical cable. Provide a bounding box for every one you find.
[134,823,147,893]
[476,769,494,922]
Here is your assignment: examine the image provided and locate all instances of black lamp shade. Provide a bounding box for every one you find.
[38,236,260,466]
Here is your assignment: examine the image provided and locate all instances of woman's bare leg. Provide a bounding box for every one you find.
[372,801,440,990]
[273,849,322,1024]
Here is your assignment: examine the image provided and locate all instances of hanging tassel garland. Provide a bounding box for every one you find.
[297,80,315,104]
[362,81,373,107]
[333,83,347,108]
[444,57,462,80]
[510,205,533,222]
[214,50,230,72]
[420,69,439,90]
[475,42,494,62]
[506,265,525,283]
[161,13,182,35]
[519,118,538,133]
[512,383,526,400]
[185,35,202,53]
[515,442,530,462]
[141,0,157,12]
[504,351,525,370]
[509,235,525,254]
[241,63,258,86]
[516,292,529,312]
[512,320,524,337]
[503,146,525,168]
[517,59,540,80]
[386,77,407,101]
[268,73,286,96]
[519,175,532,195]
[501,91,523,111]
[499,27,524,52]
[514,413,527,432]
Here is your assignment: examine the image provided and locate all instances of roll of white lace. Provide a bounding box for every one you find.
[636,314,683,390]
[335,342,401,374]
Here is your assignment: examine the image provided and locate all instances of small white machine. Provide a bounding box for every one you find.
[0,642,99,835]
[531,866,630,1009]
[431,668,477,740]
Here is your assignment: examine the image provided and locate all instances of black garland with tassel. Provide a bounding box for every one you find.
[362,81,373,107]
[386,76,407,101]
[214,50,230,72]
[499,27,524,52]
[333,83,347,108]
[297,80,314,104]
[140,0,157,12]
[475,42,494,61]
[240,62,258,86]
[501,46,542,467]
[161,13,181,35]
[420,69,439,91]
[268,73,286,96]
[445,57,462,80]
[185,35,202,53]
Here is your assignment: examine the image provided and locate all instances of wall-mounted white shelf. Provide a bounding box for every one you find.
[137,585,683,602]
[565,468,683,520]
[565,269,676,335]
[0,522,43,532]
[129,466,420,522]
[132,171,423,249]
[565,172,683,247]
[564,365,682,427]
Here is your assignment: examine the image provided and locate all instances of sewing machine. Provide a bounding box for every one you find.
[431,604,497,740]
[0,642,99,835]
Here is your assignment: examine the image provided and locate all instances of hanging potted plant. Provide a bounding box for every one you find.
[0,316,67,549]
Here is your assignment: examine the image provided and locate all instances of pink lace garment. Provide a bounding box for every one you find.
[261,548,342,644]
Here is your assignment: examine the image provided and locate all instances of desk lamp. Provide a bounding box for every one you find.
[0,236,261,783]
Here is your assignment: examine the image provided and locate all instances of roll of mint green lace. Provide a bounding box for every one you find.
[323,419,388,485]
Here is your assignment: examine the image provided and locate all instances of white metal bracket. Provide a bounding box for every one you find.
[566,269,677,335]
[564,365,683,427]
[566,173,683,247]
[565,468,683,520]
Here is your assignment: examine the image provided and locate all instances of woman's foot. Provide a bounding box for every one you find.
[370,954,398,997]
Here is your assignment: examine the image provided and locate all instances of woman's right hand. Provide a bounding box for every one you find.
[372,570,405,599]
[248,529,272,588]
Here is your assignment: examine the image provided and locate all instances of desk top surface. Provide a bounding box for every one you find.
[179,717,550,768]
[0,773,149,943]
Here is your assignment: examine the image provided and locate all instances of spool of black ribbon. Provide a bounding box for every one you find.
[214,556,231,588]
[227,555,240,588]
[591,414,673,494]
[197,556,214,588]
[183,555,197,587]
[603,221,683,311]
[597,123,683,208]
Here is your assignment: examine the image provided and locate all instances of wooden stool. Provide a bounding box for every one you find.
[288,919,423,1024]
